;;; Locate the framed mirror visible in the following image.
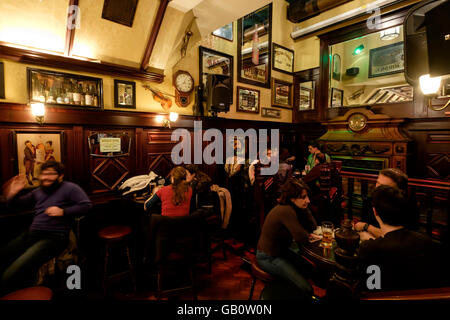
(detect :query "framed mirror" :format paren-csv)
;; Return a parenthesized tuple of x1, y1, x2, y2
(237, 3, 272, 88)
(88, 132, 131, 157)
(298, 81, 315, 110)
(199, 46, 234, 103)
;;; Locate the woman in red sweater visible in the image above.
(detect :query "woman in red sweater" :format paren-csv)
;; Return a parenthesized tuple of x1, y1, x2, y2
(144, 166, 192, 217)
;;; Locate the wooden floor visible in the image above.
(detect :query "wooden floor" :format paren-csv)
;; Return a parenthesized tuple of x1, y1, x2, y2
(110, 246, 264, 300)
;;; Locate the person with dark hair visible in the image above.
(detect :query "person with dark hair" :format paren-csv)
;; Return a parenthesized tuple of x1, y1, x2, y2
(359, 185, 443, 291)
(185, 164, 215, 210)
(144, 166, 192, 217)
(256, 178, 320, 299)
(0, 161, 92, 294)
(354, 167, 417, 238)
(304, 141, 330, 174)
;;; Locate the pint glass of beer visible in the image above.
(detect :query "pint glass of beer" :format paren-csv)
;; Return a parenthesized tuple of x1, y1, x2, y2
(321, 221, 334, 248)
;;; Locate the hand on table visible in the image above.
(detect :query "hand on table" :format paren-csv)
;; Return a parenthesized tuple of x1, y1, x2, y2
(353, 222, 366, 232)
(308, 233, 322, 242)
(45, 206, 64, 216)
(359, 231, 375, 241)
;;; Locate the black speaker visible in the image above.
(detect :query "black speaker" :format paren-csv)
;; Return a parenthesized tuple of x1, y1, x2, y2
(205, 74, 232, 113)
(425, 0, 450, 77)
(404, 0, 449, 86)
(346, 67, 359, 76)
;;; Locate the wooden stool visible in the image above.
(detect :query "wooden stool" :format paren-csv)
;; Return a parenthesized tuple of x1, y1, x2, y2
(248, 260, 275, 300)
(0, 286, 53, 300)
(98, 225, 136, 293)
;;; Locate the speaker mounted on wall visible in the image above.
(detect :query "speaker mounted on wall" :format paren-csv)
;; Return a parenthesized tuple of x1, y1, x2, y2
(204, 74, 232, 115)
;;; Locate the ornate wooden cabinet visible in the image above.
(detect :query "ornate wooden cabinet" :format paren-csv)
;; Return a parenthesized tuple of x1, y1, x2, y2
(318, 108, 411, 174)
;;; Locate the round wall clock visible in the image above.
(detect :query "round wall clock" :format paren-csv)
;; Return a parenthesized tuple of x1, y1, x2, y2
(173, 70, 194, 107)
(348, 113, 368, 132)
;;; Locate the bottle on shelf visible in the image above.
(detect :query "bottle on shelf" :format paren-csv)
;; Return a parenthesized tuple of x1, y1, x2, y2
(79, 83, 85, 106)
(56, 85, 63, 104)
(46, 86, 55, 104)
(85, 84, 93, 106)
(92, 85, 98, 107)
(72, 82, 81, 105)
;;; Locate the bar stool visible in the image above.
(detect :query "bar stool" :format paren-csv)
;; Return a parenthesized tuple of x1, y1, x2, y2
(0, 286, 53, 300)
(98, 225, 136, 293)
(248, 259, 275, 300)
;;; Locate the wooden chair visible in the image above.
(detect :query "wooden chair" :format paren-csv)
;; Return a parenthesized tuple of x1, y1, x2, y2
(98, 225, 136, 294)
(150, 214, 208, 300)
(0, 286, 53, 300)
(248, 259, 276, 300)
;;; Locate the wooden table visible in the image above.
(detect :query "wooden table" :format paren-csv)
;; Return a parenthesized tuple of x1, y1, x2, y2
(291, 239, 337, 284)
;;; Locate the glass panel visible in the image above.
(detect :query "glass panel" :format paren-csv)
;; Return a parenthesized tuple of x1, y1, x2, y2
(328, 25, 413, 108)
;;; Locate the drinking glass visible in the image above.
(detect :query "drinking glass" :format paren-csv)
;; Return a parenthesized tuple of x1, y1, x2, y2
(321, 221, 334, 248)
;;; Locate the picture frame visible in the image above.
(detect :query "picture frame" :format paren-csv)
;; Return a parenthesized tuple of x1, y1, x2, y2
(330, 88, 344, 108)
(28, 68, 103, 109)
(261, 107, 281, 118)
(237, 3, 272, 88)
(369, 42, 404, 78)
(0, 62, 5, 99)
(114, 79, 136, 109)
(332, 54, 341, 81)
(272, 43, 294, 75)
(13, 130, 64, 189)
(271, 78, 293, 109)
(299, 81, 315, 110)
(236, 86, 260, 113)
(212, 22, 233, 42)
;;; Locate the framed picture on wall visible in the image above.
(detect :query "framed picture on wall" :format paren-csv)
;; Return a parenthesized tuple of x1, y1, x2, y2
(236, 86, 260, 113)
(369, 42, 404, 78)
(330, 88, 343, 107)
(272, 43, 294, 75)
(261, 107, 281, 118)
(13, 131, 64, 188)
(212, 22, 233, 41)
(27, 68, 103, 109)
(271, 78, 293, 109)
(114, 79, 136, 109)
(332, 54, 341, 81)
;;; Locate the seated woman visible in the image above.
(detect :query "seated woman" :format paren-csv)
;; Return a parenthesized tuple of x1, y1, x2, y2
(185, 164, 214, 210)
(144, 166, 192, 217)
(301, 152, 327, 195)
(256, 178, 320, 299)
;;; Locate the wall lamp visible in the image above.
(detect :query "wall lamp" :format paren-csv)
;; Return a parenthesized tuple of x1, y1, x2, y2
(156, 112, 179, 128)
(419, 74, 450, 111)
(30, 102, 45, 125)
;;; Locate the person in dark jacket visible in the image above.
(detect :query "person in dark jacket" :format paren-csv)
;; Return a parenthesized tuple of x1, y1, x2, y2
(359, 185, 445, 291)
(0, 161, 92, 294)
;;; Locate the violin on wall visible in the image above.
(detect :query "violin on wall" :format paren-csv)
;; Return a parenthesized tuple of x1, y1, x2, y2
(143, 85, 173, 111)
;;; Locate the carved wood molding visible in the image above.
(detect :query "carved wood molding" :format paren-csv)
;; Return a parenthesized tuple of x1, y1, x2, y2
(92, 158, 129, 190)
(0, 43, 164, 83)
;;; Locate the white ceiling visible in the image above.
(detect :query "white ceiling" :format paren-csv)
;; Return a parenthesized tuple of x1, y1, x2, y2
(170, 0, 272, 37)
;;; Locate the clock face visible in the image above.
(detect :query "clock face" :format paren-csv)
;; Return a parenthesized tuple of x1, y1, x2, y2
(175, 72, 194, 93)
(348, 113, 367, 132)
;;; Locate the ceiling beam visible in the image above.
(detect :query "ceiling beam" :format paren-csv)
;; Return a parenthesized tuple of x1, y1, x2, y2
(64, 0, 79, 56)
(140, 0, 171, 70)
(0, 43, 164, 82)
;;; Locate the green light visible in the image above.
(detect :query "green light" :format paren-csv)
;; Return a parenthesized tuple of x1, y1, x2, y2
(353, 44, 364, 55)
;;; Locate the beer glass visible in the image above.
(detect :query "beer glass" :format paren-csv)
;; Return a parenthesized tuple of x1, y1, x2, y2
(321, 221, 334, 248)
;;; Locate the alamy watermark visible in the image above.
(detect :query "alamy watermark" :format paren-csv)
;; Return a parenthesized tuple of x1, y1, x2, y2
(171, 121, 279, 176)
(67, 5, 81, 30)
(366, 5, 382, 30)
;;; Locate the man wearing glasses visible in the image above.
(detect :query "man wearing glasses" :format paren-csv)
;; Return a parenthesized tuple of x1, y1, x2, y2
(0, 161, 91, 294)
